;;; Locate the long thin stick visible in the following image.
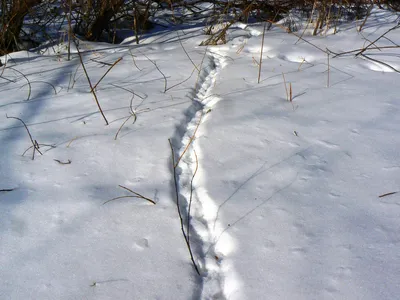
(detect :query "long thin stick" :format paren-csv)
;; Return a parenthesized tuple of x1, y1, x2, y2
(258, 22, 267, 84)
(139, 51, 168, 93)
(90, 57, 123, 92)
(355, 24, 400, 56)
(6, 114, 42, 160)
(9, 67, 32, 101)
(327, 51, 330, 88)
(74, 40, 109, 125)
(177, 31, 199, 72)
(168, 139, 200, 275)
(187, 150, 199, 245)
(282, 72, 289, 101)
(174, 112, 203, 168)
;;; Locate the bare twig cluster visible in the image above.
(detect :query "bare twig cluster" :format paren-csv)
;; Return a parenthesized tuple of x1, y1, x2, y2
(6, 114, 54, 160)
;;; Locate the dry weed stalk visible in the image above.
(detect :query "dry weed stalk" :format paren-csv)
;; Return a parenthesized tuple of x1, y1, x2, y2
(74, 40, 109, 125)
(8, 67, 32, 101)
(282, 72, 289, 101)
(169, 138, 200, 275)
(138, 50, 168, 93)
(104, 185, 156, 205)
(90, 57, 123, 92)
(258, 22, 267, 84)
(327, 51, 330, 87)
(174, 112, 203, 168)
(6, 114, 54, 160)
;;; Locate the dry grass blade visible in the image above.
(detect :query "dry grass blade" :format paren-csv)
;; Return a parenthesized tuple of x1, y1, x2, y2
(177, 31, 199, 72)
(187, 149, 199, 245)
(258, 22, 267, 84)
(128, 49, 142, 71)
(282, 72, 289, 101)
(91, 57, 123, 92)
(168, 139, 200, 275)
(361, 54, 400, 73)
(6, 114, 42, 160)
(54, 159, 72, 165)
(356, 24, 400, 56)
(327, 51, 330, 87)
(174, 112, 203, 168)
(22, 80, 57, 95)
(8, 67, 32, 101)
(103, 185, 156, 205)
(115, 97, 137, 140)
(268, 19, 327, 54)
(378, 191, 398, 198)
(138, 50, 168, 93)
(74, 40, 109, 125)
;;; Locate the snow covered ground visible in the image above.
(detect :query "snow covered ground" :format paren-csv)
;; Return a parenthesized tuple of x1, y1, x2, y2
(1, 7, 400, 300)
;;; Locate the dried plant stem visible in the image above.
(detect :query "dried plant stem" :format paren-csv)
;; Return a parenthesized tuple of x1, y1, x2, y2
(139, 51, 168, 92)
(174, 112, 203, 168)
(165, 65, 197, 92)
(328, 45, 400, 58)
(74, 40, 109, 125)
(268, 19, 327, 54)
(355, 24, 400, 57)
(177, 31, 199, 72)
(22, 81, 57, 95)
(103, 185, 156, 205)
(90, 57, 123, 92)
(379, 191, 398, 198)
(168, 139, 200, 275)
(128, 49, 142, 71)
(358, 4, 374, 32)
(114, 114, 135, 140)
(282, 72, 289, 101)
(115, 97, 137, 140)
(258, 22, 267, 84)
(67, 0, 72, 61)
(9, 67, 31, 101)
(187, 149, 199, 245)
(327, 51, 330, 87)
(6, 114, 42, 160)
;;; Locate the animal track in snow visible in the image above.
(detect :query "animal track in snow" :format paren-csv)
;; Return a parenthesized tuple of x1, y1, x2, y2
(171, 49, 241, 299)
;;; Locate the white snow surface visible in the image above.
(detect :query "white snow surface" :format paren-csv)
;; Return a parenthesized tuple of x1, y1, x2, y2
(1, 8, 400, 300)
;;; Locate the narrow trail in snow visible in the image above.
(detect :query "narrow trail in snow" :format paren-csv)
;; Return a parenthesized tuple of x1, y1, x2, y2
(171, 50, 239, 299)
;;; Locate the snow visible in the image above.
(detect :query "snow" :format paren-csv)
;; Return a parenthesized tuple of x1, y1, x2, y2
(1, 7, 400, 300)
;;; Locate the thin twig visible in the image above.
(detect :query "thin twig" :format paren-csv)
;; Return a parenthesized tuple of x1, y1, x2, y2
(379, 191, 398, 198)
(22, 81, 57, 95)
(361, 54, 400, 73)
(115, 97, 137, 140)
(91, 57, 123, 92)
(6, 114, 41, 160)
(165, 65, 197, 92)
(138, 51, 168, 93)
(177, 31, 199, 72)
(8, 67, 32, 101)
(355, 23, 400, 56)
(174, 112, 203, 168)
(54, 159, 71, 165)
(187, 149, 199, 245)
(128, 49, 142, 71)
(282, 72, 289, 101)
(327, 51, 330, 88)
(258, 22, 267, 84)
(74, 40, 109, 125)
(103, 185, 156, 205)
(168, 139, 200, 275)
